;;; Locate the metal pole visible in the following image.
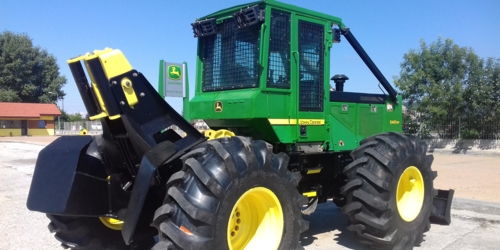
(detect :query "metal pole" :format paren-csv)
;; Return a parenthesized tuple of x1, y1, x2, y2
(57, 93, 60, 133)
(458, 116, 461, 139)
(341, 27, 398, 103)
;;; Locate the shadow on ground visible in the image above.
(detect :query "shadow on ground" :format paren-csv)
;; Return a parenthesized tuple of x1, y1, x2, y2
(300, 202, 369, 249)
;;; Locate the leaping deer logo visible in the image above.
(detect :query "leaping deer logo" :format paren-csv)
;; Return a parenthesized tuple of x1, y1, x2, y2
(167, 65, 182, 80)
(215, 101, 223, 112)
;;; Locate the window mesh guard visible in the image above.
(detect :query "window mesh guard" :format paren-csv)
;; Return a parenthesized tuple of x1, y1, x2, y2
(298, 21, 324, 112)
(202, 19, 261, 92)
(267, 10, 290, 89)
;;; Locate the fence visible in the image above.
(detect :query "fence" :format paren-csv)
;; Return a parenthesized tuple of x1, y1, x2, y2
(403, 113, 500, 140)
(54, 121, 103, 135)
(55, 120, 208, 136)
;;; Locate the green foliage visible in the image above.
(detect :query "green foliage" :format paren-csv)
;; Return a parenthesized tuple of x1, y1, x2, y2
(395, 37, 500, 139)
(0, 31, 66, 103)
(60, 110, 85, 122)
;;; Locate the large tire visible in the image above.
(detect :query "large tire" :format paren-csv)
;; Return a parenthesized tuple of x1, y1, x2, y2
(340, 132, 436, 250)
(152, 136, 307, 250)
(46, 214, 155, 249)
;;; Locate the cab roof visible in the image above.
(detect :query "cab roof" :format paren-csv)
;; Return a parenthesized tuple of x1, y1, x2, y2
(197, 0, 344, 28)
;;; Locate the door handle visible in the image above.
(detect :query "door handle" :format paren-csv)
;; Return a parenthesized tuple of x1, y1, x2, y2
(292, 51, 299, 62)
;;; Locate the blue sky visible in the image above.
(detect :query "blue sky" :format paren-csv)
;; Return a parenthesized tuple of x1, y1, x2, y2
(1, 0, 499, 114)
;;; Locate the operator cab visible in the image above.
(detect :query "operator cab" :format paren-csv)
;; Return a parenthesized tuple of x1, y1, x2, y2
(188, 0, 401, 144)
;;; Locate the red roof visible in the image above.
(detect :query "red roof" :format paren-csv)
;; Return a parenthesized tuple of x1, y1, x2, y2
(0, 102, 61, 118)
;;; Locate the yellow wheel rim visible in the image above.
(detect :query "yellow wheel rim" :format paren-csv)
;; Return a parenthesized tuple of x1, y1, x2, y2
(396, 166, 425, 222)
(99, 217, 124, 231)
(227, 187, 284, 250)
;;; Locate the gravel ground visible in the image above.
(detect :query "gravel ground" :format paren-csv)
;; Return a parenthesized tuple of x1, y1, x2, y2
(1, 139, 499, 249)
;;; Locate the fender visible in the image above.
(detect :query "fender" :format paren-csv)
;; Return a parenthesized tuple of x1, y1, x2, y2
(121, 140, 180, 244)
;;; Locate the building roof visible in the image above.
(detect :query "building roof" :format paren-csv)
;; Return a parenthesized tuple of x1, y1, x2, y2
(0, 102, 61, 118)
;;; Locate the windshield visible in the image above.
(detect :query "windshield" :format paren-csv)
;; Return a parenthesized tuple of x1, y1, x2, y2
(201, 19, 261, 92)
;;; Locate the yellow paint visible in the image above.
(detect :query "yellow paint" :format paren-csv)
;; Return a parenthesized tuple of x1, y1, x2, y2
(298, 119, 325, 126)
(69, 48, 129, 121)
(99, 217, 124, 231)
(109, 114, 121, 120)
(28, 129, 53, 136)
(397, 166, 424, 222)
(269, 119, 325, 126)
(67, 48, 113, 63)
(390, 120, 400, 125)
(268, 119, 297, 125)
(0, 129, 21, 136)
(0, 117, 54, 121)
(99, 49, 133, 80)
(204, 129, 235, 140)
(39, 116, 56, 120)
(80, 129, 88, 135)
(89, 81, 109, 121)
(227, 187, 283, 250)
(268, 119, 291, 125)
(302, 191, 317, 198)
(306, 169, 321, 174)
(121, 77, 138, 108)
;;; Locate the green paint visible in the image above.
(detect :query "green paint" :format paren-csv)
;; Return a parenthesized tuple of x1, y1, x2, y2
(160, 0, 403, 152)
(183, 62, 190, 122)
(158, 59, 165, 99)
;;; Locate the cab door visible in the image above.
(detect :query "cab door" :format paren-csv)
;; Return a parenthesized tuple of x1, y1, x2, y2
(291, 16, 329, 142)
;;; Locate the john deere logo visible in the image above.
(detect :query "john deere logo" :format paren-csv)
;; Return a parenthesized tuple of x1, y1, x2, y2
(215, 101, 223, 112)
(167, 65, 182, 80)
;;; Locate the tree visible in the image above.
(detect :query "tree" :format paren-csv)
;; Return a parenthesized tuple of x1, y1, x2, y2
(0, 31, 66, 103)
(60, 110, 85, 122)
(395, 38, 473, 119)
(395, 37, 500, 139)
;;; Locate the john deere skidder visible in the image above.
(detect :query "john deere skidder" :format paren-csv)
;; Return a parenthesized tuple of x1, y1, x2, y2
(27, 1, 454, 249)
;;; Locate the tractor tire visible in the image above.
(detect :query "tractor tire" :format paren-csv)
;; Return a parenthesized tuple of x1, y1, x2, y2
(152, 136, 307, 250)
(340, 132, 436, 250)
(46, 214, 155, 249)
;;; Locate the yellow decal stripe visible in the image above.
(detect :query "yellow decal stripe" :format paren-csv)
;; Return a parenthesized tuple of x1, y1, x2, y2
(302, 191, 317, 198)
(268, 119, 291, 125)
(268, 119, 324, 126)
(307, 169, 321, 174)
(298, 119, 325, 126)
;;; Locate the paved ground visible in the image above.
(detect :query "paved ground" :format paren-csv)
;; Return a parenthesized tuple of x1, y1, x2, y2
(0, 138, 499, 249)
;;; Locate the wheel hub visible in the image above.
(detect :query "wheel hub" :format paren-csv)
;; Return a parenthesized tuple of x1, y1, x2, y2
(227, 187, 283, 250)
(396, 166, 425, 222)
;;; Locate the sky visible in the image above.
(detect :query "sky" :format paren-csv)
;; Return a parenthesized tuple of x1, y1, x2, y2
(1, 0, 499, 114)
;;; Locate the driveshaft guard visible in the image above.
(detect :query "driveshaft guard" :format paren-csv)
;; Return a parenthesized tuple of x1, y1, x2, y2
(26, 136, 108, 215)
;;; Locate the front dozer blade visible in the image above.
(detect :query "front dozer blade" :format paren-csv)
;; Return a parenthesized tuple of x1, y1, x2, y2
(430, 189, 455, 225)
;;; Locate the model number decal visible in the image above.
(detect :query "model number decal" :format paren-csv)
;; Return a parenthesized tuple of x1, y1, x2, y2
(390, 120, 400, 125)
